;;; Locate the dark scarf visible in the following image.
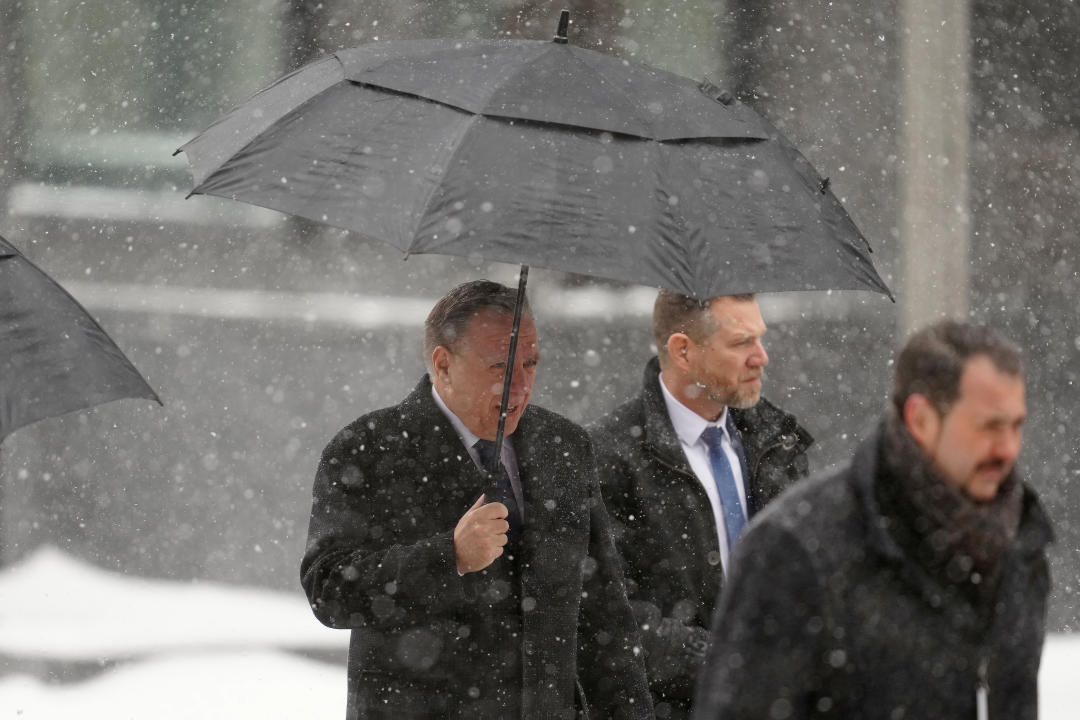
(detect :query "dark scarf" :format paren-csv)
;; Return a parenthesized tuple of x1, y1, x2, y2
(875, 411, 1024, 606)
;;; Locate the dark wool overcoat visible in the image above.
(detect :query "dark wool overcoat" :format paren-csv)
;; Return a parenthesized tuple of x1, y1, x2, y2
(588, 357, 812, 719)
(302, 376, 652, 720)
(692, 423, 1054, 720)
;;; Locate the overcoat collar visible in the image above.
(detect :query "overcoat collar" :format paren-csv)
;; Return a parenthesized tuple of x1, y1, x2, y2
(639, 356, 812, 482)
(396, 375, 482, 492)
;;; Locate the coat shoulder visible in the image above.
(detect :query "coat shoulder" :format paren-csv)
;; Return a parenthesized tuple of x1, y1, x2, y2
(524, 403, 587, 435)
(517, 404, 597, 472)
(321, 403, 410, 457)
(749, 465, 861, 545)
(586, 394, 646, 452)
(733, 395, 814, 451)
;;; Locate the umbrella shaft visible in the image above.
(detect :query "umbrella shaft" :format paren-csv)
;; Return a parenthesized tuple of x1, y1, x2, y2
(489, 265, 529, 474)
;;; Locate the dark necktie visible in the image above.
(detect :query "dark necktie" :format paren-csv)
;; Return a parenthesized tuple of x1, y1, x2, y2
(473, 439, 522, 538)
(700, 426, 746, 551)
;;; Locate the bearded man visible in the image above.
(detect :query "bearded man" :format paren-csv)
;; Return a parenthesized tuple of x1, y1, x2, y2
(588, 291, 813, 719)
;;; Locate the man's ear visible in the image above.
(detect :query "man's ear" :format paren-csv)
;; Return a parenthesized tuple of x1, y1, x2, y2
(903, 394, 941, 453)
(665, 333, 694, 373)
(431, 346, 452, 384)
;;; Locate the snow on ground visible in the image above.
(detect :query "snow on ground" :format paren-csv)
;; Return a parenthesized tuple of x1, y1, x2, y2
(0, 547, 1076, 719)
(0, 546, 344, 659)
(0, 650, 343, 719)
(1039, 632, 1080, 716)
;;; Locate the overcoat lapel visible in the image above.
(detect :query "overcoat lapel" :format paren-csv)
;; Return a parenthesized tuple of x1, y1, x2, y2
(397, 377, 493, 523)
(639, 364, 695, 480)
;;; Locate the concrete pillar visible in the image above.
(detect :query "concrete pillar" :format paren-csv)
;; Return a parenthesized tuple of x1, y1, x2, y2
(0, 0, 27, 207)
(899, 0, 971, 336)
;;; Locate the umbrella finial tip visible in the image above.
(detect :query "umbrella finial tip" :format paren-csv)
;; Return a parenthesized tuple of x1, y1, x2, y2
(553, 9, 570, 43)
(699, 80, 734, 105)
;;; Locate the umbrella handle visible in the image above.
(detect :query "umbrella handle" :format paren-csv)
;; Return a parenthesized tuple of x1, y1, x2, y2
(489, 265, 529, 475)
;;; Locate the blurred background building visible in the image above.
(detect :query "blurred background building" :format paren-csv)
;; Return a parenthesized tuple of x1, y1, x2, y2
(1, 0, 1077, 634)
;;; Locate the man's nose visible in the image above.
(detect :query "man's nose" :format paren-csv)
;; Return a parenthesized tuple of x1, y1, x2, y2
(993, 427, 1023, 464)
(750, 341, 769, 368)
(993, 431, 1019, 464)
(499, 363, 532, 395)
(510, 366, 532, 395)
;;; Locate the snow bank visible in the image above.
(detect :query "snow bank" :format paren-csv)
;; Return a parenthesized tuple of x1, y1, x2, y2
(0, 546, 345, 659)
(0, 650, 343, 719)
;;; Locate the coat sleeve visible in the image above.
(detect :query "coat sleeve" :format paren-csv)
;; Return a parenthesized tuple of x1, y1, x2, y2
(300, 426, 473, 629)
(691, 519, 827, 720)
(576, 456, 655, 720)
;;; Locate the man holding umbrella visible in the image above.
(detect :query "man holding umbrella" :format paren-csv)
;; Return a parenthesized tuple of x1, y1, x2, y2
(589, 290, 812, 719)
(301, 280, 652, 720)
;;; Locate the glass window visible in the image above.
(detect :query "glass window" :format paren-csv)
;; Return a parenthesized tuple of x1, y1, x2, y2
(22, 0, 285, 191)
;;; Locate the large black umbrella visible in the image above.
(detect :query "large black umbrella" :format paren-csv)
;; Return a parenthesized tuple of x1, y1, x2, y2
(0, 234, 161, 444)
(178, 11, 891, 466)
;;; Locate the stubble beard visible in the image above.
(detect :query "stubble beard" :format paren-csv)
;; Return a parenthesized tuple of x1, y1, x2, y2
(706, 382, 761, 410)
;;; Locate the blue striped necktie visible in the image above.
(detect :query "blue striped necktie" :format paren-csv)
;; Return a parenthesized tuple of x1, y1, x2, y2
(473, 439, 522, 538)
(700, 425, 746, 550)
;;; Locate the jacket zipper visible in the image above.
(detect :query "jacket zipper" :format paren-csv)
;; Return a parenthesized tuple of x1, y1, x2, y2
(747, 424, 801, 478)
(750, 439, 784, 478)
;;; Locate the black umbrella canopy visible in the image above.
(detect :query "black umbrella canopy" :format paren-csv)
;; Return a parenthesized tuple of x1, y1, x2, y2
(178, 20, 892, 301)
(177, 12, 893, 468)
(0, 234, 161, 444)
(333, 38, 772, 142)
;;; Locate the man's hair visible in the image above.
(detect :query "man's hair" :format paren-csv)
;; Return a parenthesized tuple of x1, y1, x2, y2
(424, 280, 530, 368)
(652, 290, 754, 362)
(892, 320, 1022, 415)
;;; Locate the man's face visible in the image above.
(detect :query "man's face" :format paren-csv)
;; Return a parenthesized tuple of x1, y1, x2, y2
(910, 355, 1026, 502)
(432, 308, 539, 441)
(683, 297, 769, 411)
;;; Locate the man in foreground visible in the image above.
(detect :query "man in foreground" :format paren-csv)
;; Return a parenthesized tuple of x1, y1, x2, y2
(589, 291, 812, 719)
(301, 280, 651, 719)
(692, 320, 1053, 719)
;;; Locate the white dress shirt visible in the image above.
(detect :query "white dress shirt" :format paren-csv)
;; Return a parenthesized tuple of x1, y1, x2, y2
(658, 374, 747, 573)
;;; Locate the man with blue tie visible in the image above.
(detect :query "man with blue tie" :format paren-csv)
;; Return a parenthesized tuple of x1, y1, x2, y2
(589, 291, 813, 720)
(301, 280, 651, 720)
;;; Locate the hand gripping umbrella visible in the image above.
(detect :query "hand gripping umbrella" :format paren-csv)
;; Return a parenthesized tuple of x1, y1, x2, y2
(0, 234, 161, 444)
(178, 10, 892, 471)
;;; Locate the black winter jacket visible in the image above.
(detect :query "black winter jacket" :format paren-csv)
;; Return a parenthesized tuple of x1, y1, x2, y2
(302, 376, 652, 720)
(588, 357, 812, 718)
(692, 422, 1054, 720)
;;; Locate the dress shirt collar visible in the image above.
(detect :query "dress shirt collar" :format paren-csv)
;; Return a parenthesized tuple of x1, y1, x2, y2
(431, 383, 517, 470)
(658, 371, 731, 448)
(431, 383, 481, 449)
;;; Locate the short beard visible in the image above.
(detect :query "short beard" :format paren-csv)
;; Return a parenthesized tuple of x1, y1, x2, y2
(706, 384, 761, 409)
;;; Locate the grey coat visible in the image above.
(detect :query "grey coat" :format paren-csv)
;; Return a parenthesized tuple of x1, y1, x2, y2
(302, 376, 652, 720)
(692, 423, 1054, 720)
(588, 357, 812, 719)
